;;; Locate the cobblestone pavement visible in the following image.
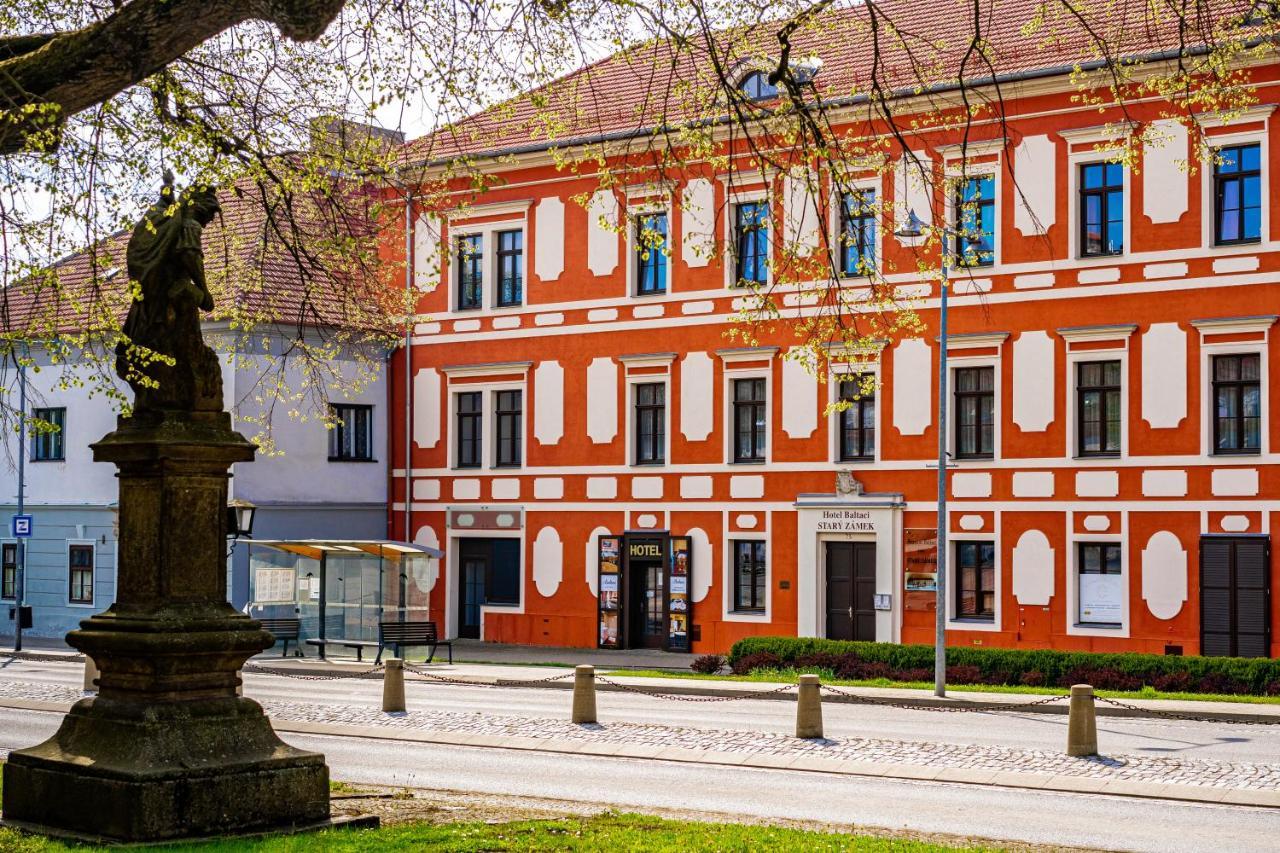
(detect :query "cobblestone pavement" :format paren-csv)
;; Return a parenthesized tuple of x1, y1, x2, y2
(3, 678, 1277, 792)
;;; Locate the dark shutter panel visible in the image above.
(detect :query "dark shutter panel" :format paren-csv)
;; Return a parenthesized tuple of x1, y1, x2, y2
(1200, 538, 1234, 657)
(1235, 538, 1270, 658)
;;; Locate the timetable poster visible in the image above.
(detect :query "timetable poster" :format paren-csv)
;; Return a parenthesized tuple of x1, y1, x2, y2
(666, 537, 692, 652)
(598, 535, 622, 649)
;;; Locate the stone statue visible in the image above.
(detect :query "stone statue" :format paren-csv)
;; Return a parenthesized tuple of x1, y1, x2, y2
(116, 173, 223, 413)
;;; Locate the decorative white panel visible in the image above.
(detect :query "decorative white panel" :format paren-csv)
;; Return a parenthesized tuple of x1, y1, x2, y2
(412, 368, 441, 449)
(636, 514, 658, 528)
(453, 319, 481, 332)
(533, 478, 564, 500)
(532, 527, 563, 598)
(413, 212, 441, 291)
(1213, 255, 1259, 274)
(1075, 470, 1119, 497)
(586, 189, 618, 276)
(452, 479, 480, 500)
(679, 352, 714, 442)
(632, 477, 664, 499)
(729, 475, 764, 499)
(1142, 531, 1187, 620)
(492, 316, 521, 330)
(535, 312, 564, 326)
(736, 514, 758, 530)
(587, 308, 618, 322)
(533, 361, 564, 446)
(1014, 135, 1056, 236)
(1013, 272, 1055, 290)
(680, 475, 713, 499)
(1077, 267, 1120, 284)
(1142, 469, 1187, 497)
(688, 528, 712, 603)
(783, 168, 820, 255)
(586, 477, 617, 499)
(959, 515, 985, 531)
(682, 300, 715, 315)
(1141, 323, 1186, 429)
(1220, 515, 1251, 532)
(586, 357, 617, 444)
(412, 526, 440, 592)
(1143, 119, 1189, 224)
(491, 479, 520, 500)
(952, 473, 992, 498)
(1012, 471, 1055, 498)
(681, 178, 715, 268)
(1211, 468, 1259, 497)
(892, 338, 932, 435)
(894, 153, 933, 244)
(534, 196, 565, 282)
(413, 479, 440, 500)
(1012, 331, 1054, 432)
(782, 354, 817, 439)
(1083, 515, 1110, 532)
(1012, 529, 1055, 606)
(1144, 262, 1187, 280)
(585, 526, 611, 596)
(633, 304, 665, 319)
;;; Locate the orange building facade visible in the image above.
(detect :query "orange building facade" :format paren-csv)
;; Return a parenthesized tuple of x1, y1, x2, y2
(387, 53, 1280, 659)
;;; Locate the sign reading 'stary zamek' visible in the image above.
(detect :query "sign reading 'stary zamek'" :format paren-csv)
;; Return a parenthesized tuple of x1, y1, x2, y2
(817, 509, 878, 533)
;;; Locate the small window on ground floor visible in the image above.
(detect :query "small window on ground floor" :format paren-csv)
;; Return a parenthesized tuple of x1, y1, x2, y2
(732, 540, 766, 613)
(2, 543, 16, 600)
(1077, 541, 1123, 626)
(69, 543, 94, 605)
(955, 540, 994, 621)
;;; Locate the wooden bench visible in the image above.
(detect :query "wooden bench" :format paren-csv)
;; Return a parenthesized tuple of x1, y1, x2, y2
(376, 621, 452, 664)
(259, 618, 303, 658)
(303, 637, 380, 661)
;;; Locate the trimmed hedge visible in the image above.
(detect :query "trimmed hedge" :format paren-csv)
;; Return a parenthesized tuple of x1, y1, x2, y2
(726, 636, 1280, 696)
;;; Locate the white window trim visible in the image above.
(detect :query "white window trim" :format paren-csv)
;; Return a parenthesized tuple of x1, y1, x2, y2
(945, 525, 1001, 633)
(1198, 337, 1270, 458)
(626, 374, 672, 468)
(827, 175, 882, 282)
(446, 527, 526, 641)
(625, 201, 674, 297)
(66, 539, 96, 609)
(1066, 148, 1132, 262)
(724, 188, 772, 291)
(723, 529, 770, 623)
(447, 379, 527, 471)
(948, 353, 1002, 464)
(1065, 515, 1129, 638)
(1, 538, 16, 602)
(447, 216, 528, 313)
(723, 367, 772, 465)
(1065, 344, 1130, 461)
(943, 161, 1002, 272)
(1200, 126, 1269, 252)
(829, 360, 881, 464)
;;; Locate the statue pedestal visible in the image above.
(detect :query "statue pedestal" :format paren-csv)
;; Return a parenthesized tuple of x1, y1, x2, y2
(1, 411, 330, 841)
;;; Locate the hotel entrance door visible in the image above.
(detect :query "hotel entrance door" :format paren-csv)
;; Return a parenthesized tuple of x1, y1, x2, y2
(626, 537, 666, 649)
(825, 541, 876, 641)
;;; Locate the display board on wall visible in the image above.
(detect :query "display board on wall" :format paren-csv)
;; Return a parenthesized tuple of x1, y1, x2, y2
(904, 528, 938, 612)
(597, 535, 621, 648)
(253, 568, 296, 604)
(1079, 573, 1123, 625)
(667, 536, 692, 652)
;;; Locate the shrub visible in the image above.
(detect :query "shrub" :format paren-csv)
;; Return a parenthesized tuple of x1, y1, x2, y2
(1019, 670, 1046, 687)
(946, 664, 983, 685)
(690, 654, 725, 675)
(730, 651, 781, 676)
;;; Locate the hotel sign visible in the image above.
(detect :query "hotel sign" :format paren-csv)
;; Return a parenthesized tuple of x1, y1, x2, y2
(816, 509, 878, 533)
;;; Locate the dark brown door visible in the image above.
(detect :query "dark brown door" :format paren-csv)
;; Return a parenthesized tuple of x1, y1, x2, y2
(625, 537, 667, 649)
(826, 542, 877, 641)
(1201, 536, 1270, 657)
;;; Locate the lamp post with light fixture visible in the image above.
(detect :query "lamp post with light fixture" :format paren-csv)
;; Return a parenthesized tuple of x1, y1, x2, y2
(894, 208, 991, 698)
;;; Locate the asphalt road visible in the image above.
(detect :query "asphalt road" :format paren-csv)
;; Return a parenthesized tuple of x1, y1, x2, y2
(1, 708, 1277, 853)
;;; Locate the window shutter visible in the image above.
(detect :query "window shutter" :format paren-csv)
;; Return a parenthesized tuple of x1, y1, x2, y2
(1234, 538, 1270, 658)
(1200, 538, 1234, 657)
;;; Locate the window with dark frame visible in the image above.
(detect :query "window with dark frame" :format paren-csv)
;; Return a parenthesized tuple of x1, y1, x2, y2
(954, 366, 995, 459)
(32, 407, 65, 461)
(734, 201, 769, 286)
(837, 375, 875, 461)
(732, 377, 766, 463)
(954, 175, 995, 267)
(635, 212, 668, 295)
(1077, 541, 1122, 626)
(496, 229, 523, 307)
(955, 540, 995, 620)
(1079, 162, 1124, 256)
(455, 391, 483, 468)
(456, 233, 483, 309)
(2, 543, 15, 600)
(328, 404, 373, 461)
(633, 382, 666, 465)
(739, 70, 777, 100)
(1213, 143, 1262, 245)
(68, 544, 94, 605)
(494, 389, 523, 468)
(839, 189, 876, 276)
(733, 540, 767, 612)
(1076, 360, 1121, 457)
(1213, 353, 1262, 454)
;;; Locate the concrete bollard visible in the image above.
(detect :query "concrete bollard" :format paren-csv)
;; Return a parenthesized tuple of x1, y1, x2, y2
(571, 664, 597, 724)
(382, 657, 406, 712)
(795, 674, 823, 739)
(83, 655, 99, 692)
(1066, 683, 1098, 757)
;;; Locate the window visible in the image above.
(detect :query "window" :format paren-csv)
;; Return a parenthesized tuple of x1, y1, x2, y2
(2, 543, 15, 600)
(633, 382, 665, 465)
(1079, 162, 1124, 256)
(954, 366, 994, 459)
(955, 541, 995, 620)
(455, 391, 483, 468)
(496, 230, 523, 307)
(731, 378, 767, 463)
(1213, 143, 1262, 245)
(733, 540, 767, 612)
(739, 70, 777, 100)
(1077, 542, 1122, 626)
(456, 234, 483, 310)
(635, 212, 668, 295)
(494, 389, 523, 468)
(837, 376, 876, 461)
(1213, 353, 1262, 454)
(328, 404, 373, 461)
(32, 407, 65, 461)
(1076, 360, 1121, 457)
(68, 544, 94, 605)
(734, 201, 769, 286)
(839, 189, 876, 276)
(460, 537, 521, 607)
(953, 176, 995, 267)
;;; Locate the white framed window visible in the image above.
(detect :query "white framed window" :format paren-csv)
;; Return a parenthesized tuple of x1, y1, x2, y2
(1066, 521, 1128, 638)
(626, 201, 673, 297)
(946, 525, 1001, 632)
(723, 369, 770, 464)
(947, 342, 1003, 463)
(1197, 109, 1272, 252)
(941, 149, 1001, 270)
(67, 540, 96, 607)
(723, 187, 772, 290)
(2, 541, 16, 601)
(447, 216, 527, 313)
(446, 371, 529, 471)
(723, 532, 770, 622)
(628, 377, 670, 467)
(1192, 317, 1273, 457)
(1064, 344, 1130, 460)
(829, 176, 882, 280)
(829, 357, 880, 464)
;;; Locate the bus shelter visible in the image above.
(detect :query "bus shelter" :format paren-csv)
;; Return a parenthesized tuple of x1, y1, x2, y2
(245, 540, 442, 650)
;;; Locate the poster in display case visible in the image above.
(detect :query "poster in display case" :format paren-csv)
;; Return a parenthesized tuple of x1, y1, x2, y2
(597, 535, 622, 648)
(666, 536, 692, 652)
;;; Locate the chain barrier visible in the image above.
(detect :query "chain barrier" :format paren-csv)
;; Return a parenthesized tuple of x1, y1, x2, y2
(596, 675, 796, 702)
(401, 662, 575, 688)
(820, 683, 1069, 714)
(0, 651, 86, 665)
(1095, 695, 1278, 726)
(241, 663, 385, 681)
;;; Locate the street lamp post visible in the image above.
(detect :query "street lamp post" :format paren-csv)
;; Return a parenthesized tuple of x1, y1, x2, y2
(894, 209, 990, 698)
